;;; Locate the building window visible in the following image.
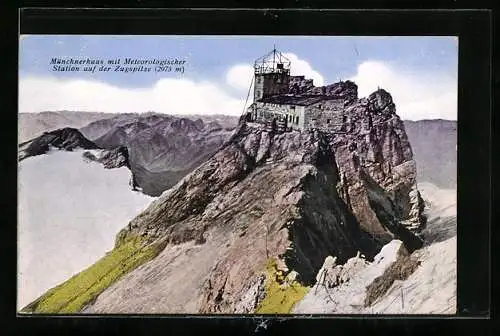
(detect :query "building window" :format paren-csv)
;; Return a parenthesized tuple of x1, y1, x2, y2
(327, 119, 331, 124)
(295, 116, 299, 124)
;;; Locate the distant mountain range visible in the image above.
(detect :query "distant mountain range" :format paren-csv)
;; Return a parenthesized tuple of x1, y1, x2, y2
(18, 111, 239, 143)
(79, 113, 237, 196)
(18, 111, 119, 142)
(19, 111, 457, 192)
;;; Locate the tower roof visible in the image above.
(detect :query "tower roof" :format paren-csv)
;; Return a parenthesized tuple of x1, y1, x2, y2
(254, 48, 291, 75)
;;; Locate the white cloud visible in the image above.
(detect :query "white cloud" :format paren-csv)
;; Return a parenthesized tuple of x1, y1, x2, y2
(21, 55, 324, 115)
(349, 61, 457, 120)
(21, 60, 454, 121)
(19, 76, 246, 116)
(225, 53, 324, 91)
(283, 53, 324, 86)
(225, 64, 253, 91)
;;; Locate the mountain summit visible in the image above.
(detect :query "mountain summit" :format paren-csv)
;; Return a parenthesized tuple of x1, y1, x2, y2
(20, 81, 428, 314)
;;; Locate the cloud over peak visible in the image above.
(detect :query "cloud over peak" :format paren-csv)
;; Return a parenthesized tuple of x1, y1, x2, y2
(225, 64, 254, 91)
(20, 58, 456, 121)
(349, 60, 457, 120)
(283, 53, 324, 86)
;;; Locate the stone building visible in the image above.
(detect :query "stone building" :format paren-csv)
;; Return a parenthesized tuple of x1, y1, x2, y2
(245, 49, 358, 133)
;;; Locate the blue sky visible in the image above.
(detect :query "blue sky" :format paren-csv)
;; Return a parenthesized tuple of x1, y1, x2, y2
(19, 35, 458, 120)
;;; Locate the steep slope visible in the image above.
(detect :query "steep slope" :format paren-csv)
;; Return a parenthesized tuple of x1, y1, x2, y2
(403, 119, 457, 189)
(417, 182, 456, 246)
(22, 85, 426, 314)
(20, 87, 425, 314)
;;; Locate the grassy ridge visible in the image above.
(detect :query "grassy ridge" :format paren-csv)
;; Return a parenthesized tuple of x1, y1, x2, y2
(255, 258, 310, 314)
(21, 235, 161, 314)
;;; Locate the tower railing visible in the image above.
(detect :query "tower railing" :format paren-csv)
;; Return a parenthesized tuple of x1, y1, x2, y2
(253, 48, 291, 75)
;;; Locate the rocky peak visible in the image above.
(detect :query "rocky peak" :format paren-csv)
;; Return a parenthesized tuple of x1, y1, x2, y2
(368, 88, 395, 114)
(75, 86, 427, 314)
(18, 127, 100, 161)
(98, 89, 425, 313)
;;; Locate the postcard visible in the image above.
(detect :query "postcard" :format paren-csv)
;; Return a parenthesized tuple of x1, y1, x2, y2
(17, 35, 458, 314)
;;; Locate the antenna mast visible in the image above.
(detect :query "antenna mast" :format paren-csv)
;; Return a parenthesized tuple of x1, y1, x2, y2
(273, 44, 276, 69)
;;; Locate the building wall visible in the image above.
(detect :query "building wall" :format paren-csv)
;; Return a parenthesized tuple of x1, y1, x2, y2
(303, 99, 345, 131)
(254, 72, 290, 101)
(250, 102, 305, 130)
(248, 98, 348, 132)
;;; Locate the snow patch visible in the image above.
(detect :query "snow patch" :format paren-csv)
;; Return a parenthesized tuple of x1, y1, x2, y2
(293, 183, 457, 314)
(418, 182, 457, 245)
(418, 182, 456, 218)
(366, 236, 456, 314)
(293, 240, 404, 314)
(17, 150, 154, 310)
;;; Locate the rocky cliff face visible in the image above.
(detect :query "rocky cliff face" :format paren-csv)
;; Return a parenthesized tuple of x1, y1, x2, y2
(80, 86, 425, 314)
(335, 89, 426, 237)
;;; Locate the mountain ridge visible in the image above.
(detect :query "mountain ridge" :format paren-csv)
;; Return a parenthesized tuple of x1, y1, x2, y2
(19, 93, 458, 314)
(22, 86, 429, 314)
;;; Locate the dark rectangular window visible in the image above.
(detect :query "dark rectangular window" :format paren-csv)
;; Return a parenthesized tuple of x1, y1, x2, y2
(327, 119, 331, 124)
